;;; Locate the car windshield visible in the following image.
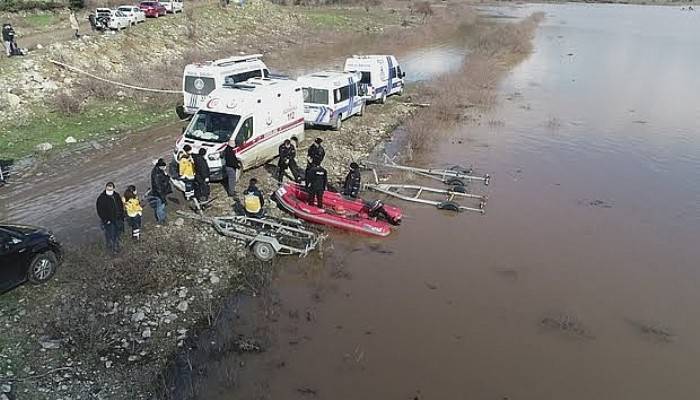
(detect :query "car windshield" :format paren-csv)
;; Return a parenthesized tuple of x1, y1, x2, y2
(185, 111, 241, 143)
(141, 2, 156, 5)
(118, 7, 131, 11)
(303, 88, 329, 105)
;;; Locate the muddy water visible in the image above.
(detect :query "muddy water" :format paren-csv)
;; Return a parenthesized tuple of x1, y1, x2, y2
(202, 4, 700, 400)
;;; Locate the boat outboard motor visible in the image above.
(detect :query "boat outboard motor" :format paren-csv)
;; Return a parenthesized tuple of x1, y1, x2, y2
(367, 199, 400, 226)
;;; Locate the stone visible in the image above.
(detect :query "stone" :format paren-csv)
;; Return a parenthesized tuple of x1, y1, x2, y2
(128, 355, 138, 362)
(178, 288, 188, 298)
(36, 43, 43, 49)
(105, 361, 113, 368)
(0, 384, 10, 393)
(164, 312, 178, 324)
(209, 275, 220, 284)
(38, 336, 61, 350)
(131, 311, 145, 323)
(35, 142, 53, 152)
(0, 394, 8, 400)
(5, 93, 20, 108)
(176, 301, 188, 313)
(65, 136, 77, 144)
(141, 328, 152, 339)
(174, 218, 184, 227)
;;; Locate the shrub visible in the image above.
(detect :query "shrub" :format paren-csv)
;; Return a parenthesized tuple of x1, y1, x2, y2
(51, 90, 84, 114)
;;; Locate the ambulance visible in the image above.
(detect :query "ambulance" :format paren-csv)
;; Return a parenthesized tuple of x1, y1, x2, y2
(181, 54, 269, 115)
(297, 70, 365, 131)
(174, 77, 305, 181)
(343, 55, 405, 104)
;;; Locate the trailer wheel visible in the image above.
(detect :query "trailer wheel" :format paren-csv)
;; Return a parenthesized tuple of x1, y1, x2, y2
(449, 165, 472, 174)
(449, 185, 467, 193)
(253, 242, 276, 261)
(446, 178, 465, 186)
(436, 201, 461, 212)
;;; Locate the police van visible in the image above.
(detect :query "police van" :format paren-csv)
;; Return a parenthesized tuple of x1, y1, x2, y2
(175, 77, 305, 181)
(297, 71, 365, 131)
(181, 54, 269, 115)
(343, 55, 405, 104)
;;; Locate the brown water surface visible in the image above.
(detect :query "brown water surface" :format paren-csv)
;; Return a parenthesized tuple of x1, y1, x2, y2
(201, 4, 700, 400)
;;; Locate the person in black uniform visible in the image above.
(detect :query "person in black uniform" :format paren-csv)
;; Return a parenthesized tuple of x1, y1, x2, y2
(96, 182, 125, 254)
(305, 161, 328, 208)
(307, 137, 325, 165)
(277, 139, 301, 183)
(192, 148, 211, 202)
(222, 145, 243, 197)
(342, 162, 361, 198)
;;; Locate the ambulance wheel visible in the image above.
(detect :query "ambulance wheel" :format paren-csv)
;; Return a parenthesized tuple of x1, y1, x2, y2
(436, 201, 461, 212)
(379, 91, 387, 104)
(332, 116, 342, 131)
(253, 242, 276, 262)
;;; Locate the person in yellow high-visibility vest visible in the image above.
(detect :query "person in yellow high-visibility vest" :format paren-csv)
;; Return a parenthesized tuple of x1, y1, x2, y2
(178, 145, 196, 200)
(243, 178, 265, 218)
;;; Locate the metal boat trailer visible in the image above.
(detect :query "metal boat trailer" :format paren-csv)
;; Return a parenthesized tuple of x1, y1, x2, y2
(364, 153, 491, 187)
(177, 211, 324, 261)
(363, 169, 487, 214)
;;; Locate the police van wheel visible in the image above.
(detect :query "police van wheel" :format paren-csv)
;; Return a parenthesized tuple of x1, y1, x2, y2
(253, 242, 276, 262)
(379, 91, 387, 104)
(398, 86, 404, 96)
(332, 116, 342, 131)
(358, 103, 365, 117)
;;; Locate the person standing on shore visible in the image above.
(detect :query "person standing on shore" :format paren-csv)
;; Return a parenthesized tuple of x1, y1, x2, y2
(96, 182, 124, 254)
(307, 137, 325, 166)
(277, 139, 301, 183)
(2, 24, 14, 57)
(123, 185, 143, 240)
(148, 158, 172, 224)
(223, 145, 242, 198)
(178, 145, 196, 200)
(69, 10, 80, 39)
(193, 148, 211, 202)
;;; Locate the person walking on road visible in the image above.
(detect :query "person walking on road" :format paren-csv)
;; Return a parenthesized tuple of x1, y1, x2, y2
(223, 145, 243, 197)
(343, 162, 361, 198)
(243, 178, 265, 218)
(69, 10, 80, 39)
(277, 139, 301, 183)
(307, 137, 325, 166)
(305, 161, 328, 209)
(148, 158, 172, 224)
(193, 148, 211, 202)
(96, 182, 125, 254)
(123, 185, 143, 240)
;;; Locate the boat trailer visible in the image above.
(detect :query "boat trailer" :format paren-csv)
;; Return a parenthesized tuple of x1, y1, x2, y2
(364, 153, 491, 187)
(177, 211, 324, 261)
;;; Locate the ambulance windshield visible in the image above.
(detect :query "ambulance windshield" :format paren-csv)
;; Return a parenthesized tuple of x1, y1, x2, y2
(185, 111, 241, 143)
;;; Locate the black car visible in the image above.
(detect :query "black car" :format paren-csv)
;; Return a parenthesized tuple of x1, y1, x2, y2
(0, 224, 62, 294)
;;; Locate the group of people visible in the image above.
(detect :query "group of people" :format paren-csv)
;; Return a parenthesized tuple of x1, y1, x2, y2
(277, 136, 362, 208)
(95, 136, 364, 252)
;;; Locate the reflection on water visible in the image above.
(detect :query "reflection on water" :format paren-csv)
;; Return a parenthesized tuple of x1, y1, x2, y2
(201, 4, 700, 400)
(401, 44, 468, 83)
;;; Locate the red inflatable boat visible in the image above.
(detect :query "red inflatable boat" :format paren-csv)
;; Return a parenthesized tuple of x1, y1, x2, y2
(273, 183, 402, 237)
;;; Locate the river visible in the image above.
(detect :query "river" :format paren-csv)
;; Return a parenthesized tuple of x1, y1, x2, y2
(196, 3, 700, 399)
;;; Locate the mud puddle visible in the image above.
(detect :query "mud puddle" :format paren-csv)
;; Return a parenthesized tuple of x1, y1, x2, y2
(199, 4, 700, 400)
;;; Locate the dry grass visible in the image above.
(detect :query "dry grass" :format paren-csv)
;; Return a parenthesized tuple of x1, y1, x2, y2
(51, 89, 84, 114)
(406, 12, 544, 153)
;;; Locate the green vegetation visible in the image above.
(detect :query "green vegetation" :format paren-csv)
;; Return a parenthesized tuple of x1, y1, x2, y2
(22, 12, 60, 27)
(0, 0, 66, 12)
(303, 6, 400, 29)
(0, 101, 173, 159)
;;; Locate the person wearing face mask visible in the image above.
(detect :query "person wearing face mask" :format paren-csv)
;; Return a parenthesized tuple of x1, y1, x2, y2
(96, 182, 125, 254)
(148, 158, 172, 224)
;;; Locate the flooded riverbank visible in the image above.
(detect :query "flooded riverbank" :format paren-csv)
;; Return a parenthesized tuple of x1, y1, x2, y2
(200, 4, 700, 399)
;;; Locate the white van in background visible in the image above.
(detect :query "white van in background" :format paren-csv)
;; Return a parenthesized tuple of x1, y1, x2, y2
(344, 55, 405, 104)
(180, 54, 269, 116)
(297, 71, 365, 131)
(161, 0, 183, 13)
(175, 77, 305, 180)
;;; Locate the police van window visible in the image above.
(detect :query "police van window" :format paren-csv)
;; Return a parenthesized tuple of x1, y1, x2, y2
(234, 117, 254, 146)
(303, 88, 329, 104)
(396, 65, 403, 77)
(359, 72, 371, 84)
(263, 69, 270, 78)
(334, 86, 351, 104)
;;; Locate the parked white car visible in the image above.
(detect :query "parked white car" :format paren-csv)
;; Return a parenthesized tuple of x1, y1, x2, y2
(161, 0, 183, 13)
(117, 6, 146, 25)
(108, 10, 131, 30)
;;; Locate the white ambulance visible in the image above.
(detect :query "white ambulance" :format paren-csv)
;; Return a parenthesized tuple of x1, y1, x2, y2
(297, 71, 365, 131)
(343, 55, 405, 104)
(175, 77, 305, 181)
(181, 54, 269, 115)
